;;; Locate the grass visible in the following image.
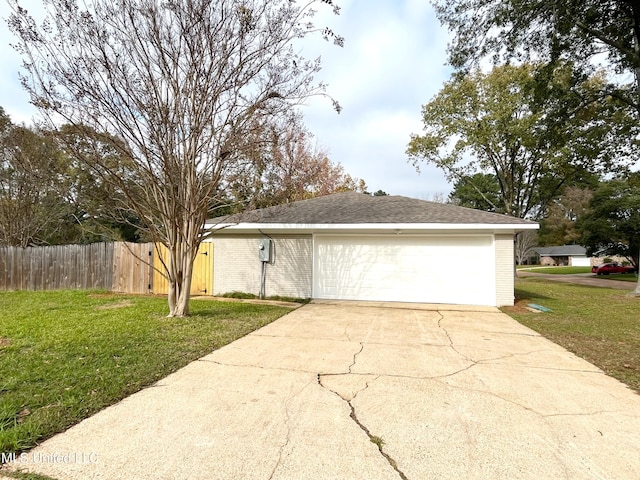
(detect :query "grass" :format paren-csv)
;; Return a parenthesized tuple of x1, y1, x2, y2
(523, 266, 592, 274)
(503, 278, 640, 393)
(220, 291, 312, 303)
(520, 266, 639, 282)
(0, 290, 290, 455)
(595, 273, 639, 283)
(1, 472, 57, 480)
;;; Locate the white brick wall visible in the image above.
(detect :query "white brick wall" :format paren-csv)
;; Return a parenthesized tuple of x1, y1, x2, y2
(494, 234, 515, 307)
(207, 235, 312, 298)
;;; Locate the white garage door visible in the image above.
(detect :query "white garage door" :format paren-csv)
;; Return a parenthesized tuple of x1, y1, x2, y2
(571, 256, 591, 267)
(313, 235, 496, 306)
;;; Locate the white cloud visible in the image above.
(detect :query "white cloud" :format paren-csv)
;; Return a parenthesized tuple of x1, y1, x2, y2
(302, 0, 454, 197)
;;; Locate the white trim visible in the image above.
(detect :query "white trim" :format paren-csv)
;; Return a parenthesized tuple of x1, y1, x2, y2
(207, 222, 538, 232)
(312, 232, 496, 239)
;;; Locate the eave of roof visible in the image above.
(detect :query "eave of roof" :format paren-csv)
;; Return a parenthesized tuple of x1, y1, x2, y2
(206, 222, 539, 235)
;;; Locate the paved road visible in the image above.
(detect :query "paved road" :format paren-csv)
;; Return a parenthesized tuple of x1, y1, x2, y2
(518, 270, 637, 290)
(4, 301, 640, 479)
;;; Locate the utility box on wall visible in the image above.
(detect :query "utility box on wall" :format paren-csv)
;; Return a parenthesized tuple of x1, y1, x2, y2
(258, 238, 272, 262)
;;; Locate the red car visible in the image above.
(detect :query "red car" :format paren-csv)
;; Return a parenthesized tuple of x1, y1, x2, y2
(591, 263, 636, 275)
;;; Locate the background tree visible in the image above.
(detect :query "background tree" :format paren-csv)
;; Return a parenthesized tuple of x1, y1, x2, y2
(227, 114, 362, 209)
(515, 230, 538, 266)
(0, 108, 142, 246)
(579, 176, 640, 295)
(433, 0, 640, 112)
(0, 108, 72, 247)
(538, 186, 594, 246)
(449, 173, 501, 212)
(407, 63, 637, 219)
(580, 179, 640, 266)
(55, 123, 146, 244)
(8, 0, 342, 316)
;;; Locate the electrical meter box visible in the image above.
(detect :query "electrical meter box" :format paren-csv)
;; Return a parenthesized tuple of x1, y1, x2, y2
(258, 239, 272, 262)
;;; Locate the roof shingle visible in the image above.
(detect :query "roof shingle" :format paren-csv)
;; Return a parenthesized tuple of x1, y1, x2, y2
(214, 192, 536, 225)
(534, 245, 587, 256)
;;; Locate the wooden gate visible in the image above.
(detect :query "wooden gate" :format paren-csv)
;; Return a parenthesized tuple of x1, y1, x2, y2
(152, 243, 214, 296)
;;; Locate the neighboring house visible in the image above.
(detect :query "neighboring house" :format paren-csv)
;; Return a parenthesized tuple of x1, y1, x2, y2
(533, 245, 590, 267)
(204, 192, 538, 307)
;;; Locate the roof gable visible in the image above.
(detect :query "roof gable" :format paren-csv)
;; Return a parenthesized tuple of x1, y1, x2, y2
(213, 192, 537, 226)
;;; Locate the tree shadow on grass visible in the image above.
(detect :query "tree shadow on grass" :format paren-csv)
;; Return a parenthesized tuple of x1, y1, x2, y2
(514, 287, 552, 303)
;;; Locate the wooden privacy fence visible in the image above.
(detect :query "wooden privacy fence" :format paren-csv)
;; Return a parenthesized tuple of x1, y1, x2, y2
(112, 242, 154, 294)
(152, 243, 214, 296)
(0, 242, 212, 295)
(0, 242, 151, 293)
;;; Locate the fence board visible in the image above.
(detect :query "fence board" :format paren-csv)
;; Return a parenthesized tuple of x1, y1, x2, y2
(151, 243, 213, 296)
(112, 242, 153, 295)
(0, 241, 210, 295)
(0, 243, 115, 292)
(152, 243, 169, 295)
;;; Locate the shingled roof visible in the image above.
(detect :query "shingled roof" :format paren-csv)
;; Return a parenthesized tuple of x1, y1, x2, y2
(534, 245, 587, 256)
(214, 192, 535, 225)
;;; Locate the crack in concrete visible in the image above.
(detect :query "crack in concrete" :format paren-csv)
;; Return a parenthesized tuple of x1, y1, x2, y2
(347, 401, 409, 480)
(542, 410, 621, 419)
(437, 313, 478, 365)
(343, 325, 352, 342)
(267, 379, 315, 480)
(201, 358, 323, 375)
(350, 343, 364, 373)
(435, 315, 606, 377)
(250, 332, 357, 344)
(317, 374, 409, 480)
(430, 314, 615, 418)
(206, 309, 619, 473)
(478, 330, 542, 338)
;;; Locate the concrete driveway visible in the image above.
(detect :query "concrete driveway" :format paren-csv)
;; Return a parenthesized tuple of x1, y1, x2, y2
(5, 301, 640, 479)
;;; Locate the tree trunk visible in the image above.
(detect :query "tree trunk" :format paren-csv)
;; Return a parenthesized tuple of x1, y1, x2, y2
(631, 248, 640, 297)
(166, 243, 196, 317)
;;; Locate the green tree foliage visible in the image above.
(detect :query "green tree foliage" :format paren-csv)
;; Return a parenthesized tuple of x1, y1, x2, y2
(54, 124, 145, 243)
(580, 177, 640, 269)
(538, 186, 594, 246)
(407, 63, 637, 219)
(0, 108, 71, 246)
(0, 110, 143, 246)
(433, 0, 640, 111)
(449, 173, 501, 212)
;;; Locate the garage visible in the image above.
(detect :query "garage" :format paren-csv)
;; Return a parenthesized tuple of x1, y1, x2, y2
(207, 192, 538, 307)
(313, 235, 495, 305)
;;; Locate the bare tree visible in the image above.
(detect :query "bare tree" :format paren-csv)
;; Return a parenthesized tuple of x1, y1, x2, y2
(8, 0, 342, 316)
(515, 230, 538, 267)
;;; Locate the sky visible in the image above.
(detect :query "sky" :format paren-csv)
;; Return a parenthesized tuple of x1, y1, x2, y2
(0, 0, 454, 199)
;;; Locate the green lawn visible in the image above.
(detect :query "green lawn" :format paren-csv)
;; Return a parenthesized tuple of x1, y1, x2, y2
(0, 290, 291, 455)
(520, 266, 639, 282)
(521, 266, 593, 274)
(595, 273, 639, 283)
(504, 279, 640, 393)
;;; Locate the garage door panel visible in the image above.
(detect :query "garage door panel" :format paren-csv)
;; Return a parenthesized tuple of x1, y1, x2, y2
(314, 236, 495, 306)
